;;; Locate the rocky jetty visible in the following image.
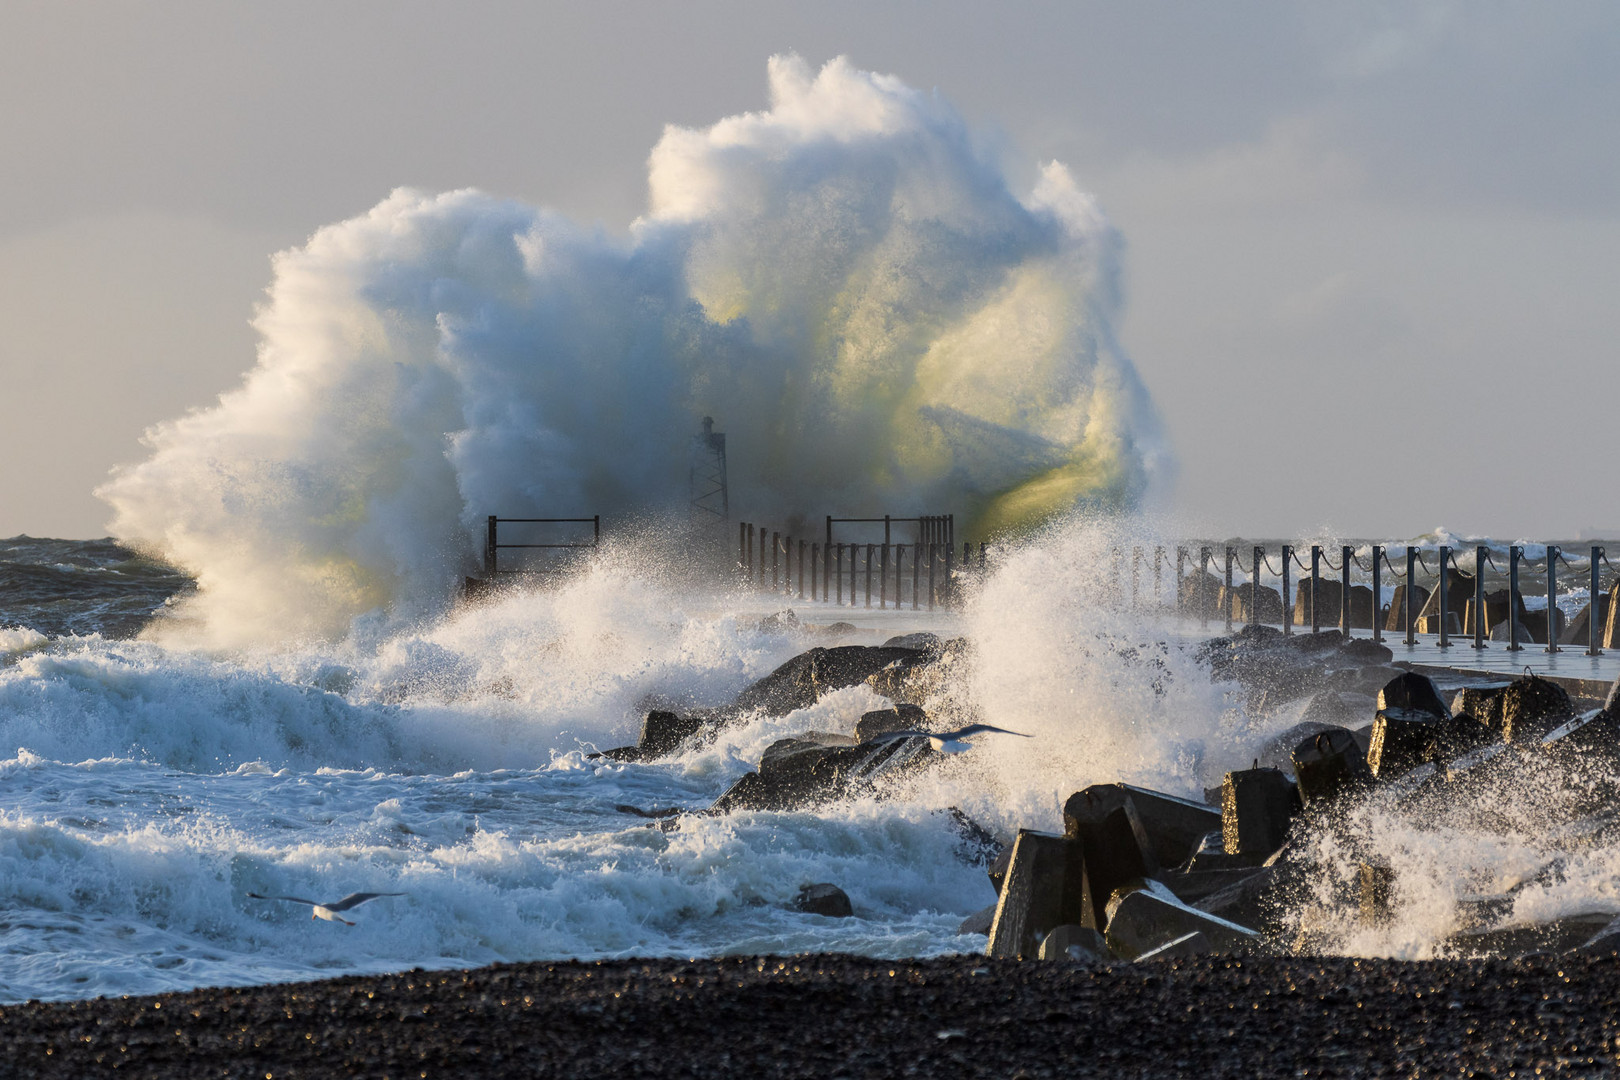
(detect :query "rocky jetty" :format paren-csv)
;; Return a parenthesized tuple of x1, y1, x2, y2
(605, 626, 1620, 969)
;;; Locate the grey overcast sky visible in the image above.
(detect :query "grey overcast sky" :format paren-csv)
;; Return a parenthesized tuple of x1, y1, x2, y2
(2, 1, 1617, 540)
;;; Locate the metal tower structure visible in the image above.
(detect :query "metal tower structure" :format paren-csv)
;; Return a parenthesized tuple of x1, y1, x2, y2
(688, 416, 728, 526)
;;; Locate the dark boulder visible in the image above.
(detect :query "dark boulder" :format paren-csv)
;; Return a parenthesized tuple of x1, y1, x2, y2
(639, 709, 705, 757)
(794, 883, 853, 918)
(882, 632, 941, 651)
(708, 734, 933, 813)
(1038, 923, 1108, 961)
(957, 904, 997, 936)
(855, 703, 927, 743)
(864, 637, 971, 705)
(735, 645, 924, 717)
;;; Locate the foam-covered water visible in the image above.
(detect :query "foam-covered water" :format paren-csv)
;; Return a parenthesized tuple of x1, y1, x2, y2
(6, 520, 1620, 1003)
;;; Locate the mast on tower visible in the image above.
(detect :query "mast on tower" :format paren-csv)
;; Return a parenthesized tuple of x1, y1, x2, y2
(688, 416, 728, 526)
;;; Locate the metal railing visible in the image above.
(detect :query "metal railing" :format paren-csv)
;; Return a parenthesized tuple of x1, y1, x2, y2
(736, 517, 988, 610)
(1160, 541, 1615, 655)
(483, 515, 601, 575)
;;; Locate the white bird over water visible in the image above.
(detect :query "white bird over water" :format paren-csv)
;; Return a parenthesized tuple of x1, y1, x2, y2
(247, 891, 406, 926)
(867, 723, 1031, 754)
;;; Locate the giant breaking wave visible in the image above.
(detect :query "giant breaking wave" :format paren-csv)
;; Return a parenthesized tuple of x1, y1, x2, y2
(99, 55, 1169, 643)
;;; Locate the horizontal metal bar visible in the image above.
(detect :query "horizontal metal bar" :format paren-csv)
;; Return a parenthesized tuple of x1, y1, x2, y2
(491, 518, 598, 524)
(494, 543, 599, 549)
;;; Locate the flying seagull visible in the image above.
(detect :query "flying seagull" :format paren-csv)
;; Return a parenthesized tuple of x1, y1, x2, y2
(247, 891, 406, 926)
(867, 723, 1031, 754)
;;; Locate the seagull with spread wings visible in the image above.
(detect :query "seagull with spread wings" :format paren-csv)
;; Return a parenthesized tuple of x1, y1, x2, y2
(246, 891, 406, 926)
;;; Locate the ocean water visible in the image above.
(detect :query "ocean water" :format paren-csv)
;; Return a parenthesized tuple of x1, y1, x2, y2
(3, 525, 1619, 1004)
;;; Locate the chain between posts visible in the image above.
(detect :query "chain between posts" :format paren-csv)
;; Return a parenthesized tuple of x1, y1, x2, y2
(1353, 552, 1373, 572)
(1261, 552, 1282, 576)
(1291, 550, 1310, 571)
(1381, 549, 1407, 579)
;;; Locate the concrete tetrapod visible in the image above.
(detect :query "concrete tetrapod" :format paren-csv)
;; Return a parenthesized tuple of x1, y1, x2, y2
(1221, 767, 1296, 857)
(1062, 786, 1159, 928)
(1103, 879, 1260, 961)
(984, 829, 1088, 959)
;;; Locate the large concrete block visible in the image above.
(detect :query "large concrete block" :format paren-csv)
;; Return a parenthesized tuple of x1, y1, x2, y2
(1063, 786, 1160, 925)
(1500, 671, 1575, 743)
(1119, 784, 1222, 869)
(985, 829, 1088, 959)
(1104, 880, 1259, 960)
(1221, 767, 1296, 856)
(1384, 584, 1430, 633)
(1291, 727, 1372, 806)
(1452, 686, 1509, 737)
(1193, 859, 1297, 937)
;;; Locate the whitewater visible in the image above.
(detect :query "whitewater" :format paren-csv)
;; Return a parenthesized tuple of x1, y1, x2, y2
(7, 56, 1620, 1005)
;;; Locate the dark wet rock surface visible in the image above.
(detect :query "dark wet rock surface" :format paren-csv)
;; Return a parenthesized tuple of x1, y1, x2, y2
(7, 953, 1620, 1078)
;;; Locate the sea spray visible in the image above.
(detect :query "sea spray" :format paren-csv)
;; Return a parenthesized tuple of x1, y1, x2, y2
(98, 55, 1168, 645)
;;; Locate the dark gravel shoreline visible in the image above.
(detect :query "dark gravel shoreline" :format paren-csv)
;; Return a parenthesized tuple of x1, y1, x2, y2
(5, 952, 1620, 1078)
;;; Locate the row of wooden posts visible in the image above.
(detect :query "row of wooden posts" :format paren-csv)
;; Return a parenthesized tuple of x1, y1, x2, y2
(1116, 542, 1616, 657)
(736, 520, 988, 610)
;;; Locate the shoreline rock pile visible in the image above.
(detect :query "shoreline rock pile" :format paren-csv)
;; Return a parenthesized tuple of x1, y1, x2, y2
(600, 618, 1620, 960)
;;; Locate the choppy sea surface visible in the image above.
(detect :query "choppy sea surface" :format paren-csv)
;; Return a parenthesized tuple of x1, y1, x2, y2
(4, 529, 1619, 1004)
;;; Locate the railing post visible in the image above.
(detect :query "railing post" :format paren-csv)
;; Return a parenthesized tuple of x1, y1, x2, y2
(811, 542, 819, 601)
(1224, 546, 1235, 631)
(945, 540, 954, 607)
(485, 515, 498, 576)
(798, 540, 806, 600)
(1250, 546, 1262, 627)
(1310, 545, 1322, 634)
(758, 528, 766, 587)
(1474, 545, 1488, 649)
(593, 515, 600, 544)
(836, 544, 844, 605)
(864, 543, 873, 608)
(1508, 545, 1522, 651)
(823, 539, 831, 602)
(1176, 546, 1187, 614)
(879, 542, 889, 609)
(928, 543, 936, 611)
(739, 522, 747, 577)
(1341, 545, 1354, 638)
(912, 542, 921, 611)
(1405, 547, 1418, 645)
(1371, 546, 1383, 644)
(1154, 545, 1165, 609)
(1199, 546, 1211, 629)
(1134, 545, 1143, 608)
(772, 532, 780, 590)
(1590, 546, 1605, 656)
(1280, 544, 1292, 635)
(1546, 545, 1560, 654)
(1437, 545, 1451, 648)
